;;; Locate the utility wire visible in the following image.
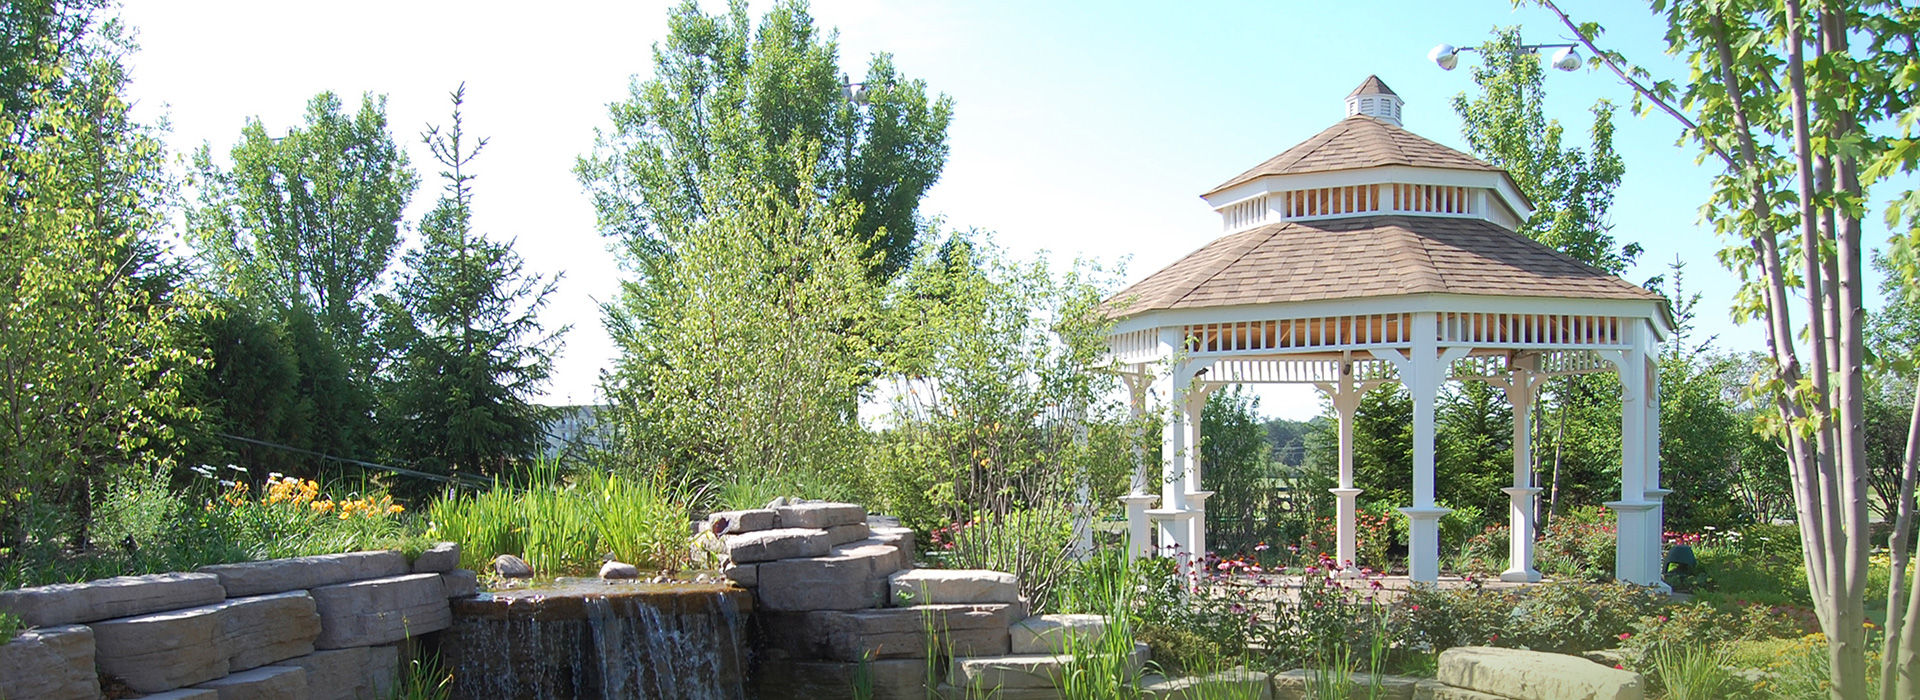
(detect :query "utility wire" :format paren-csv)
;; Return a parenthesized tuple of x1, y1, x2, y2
(216, 433, 492, 490)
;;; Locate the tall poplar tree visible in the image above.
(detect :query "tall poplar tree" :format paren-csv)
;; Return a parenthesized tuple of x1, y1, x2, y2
(382, 86, 565, 480)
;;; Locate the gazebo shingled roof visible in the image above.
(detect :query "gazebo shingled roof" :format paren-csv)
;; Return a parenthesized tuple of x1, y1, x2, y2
(1206, 115, 1507, 196)
(1104, 76, 1672, 590)
(1108, 216, 1664, 316)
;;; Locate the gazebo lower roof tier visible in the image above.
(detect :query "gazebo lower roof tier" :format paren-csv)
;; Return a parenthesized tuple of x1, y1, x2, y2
(1104, 215, 1666, 320)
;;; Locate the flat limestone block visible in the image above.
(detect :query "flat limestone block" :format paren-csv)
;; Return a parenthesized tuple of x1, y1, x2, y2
(221, 591, 321, 672)
(93, 601, 230, 693)
(1413, 678, 1508, 700)
(775, 502, 867, 529)
(1142, 669, 1273, 700)
(818, 604, 1021, 660)
(951, 654, 1069, 690)
(1271, 669, 1418, 700)
(827, 522, 872, 546)
(310, 573, 451, 649)
(0, 624, 102, 700)
(366, 645, 400, 700)
(279, 647, 375, 700)
(410, 542, 460, 574)
(708, 508, 778, 534)
(756, 542, 904, 611)
(440, 569, 478, 598)
(726, 528, 831, 564)
(723, 563, 758, 587)
(200, 551, 409, 598)
(132, 690, 220, 699)
(890, 569, 1020, 606)
(1437, 646, 1644, 700)
(754, 657, 928, 700)
(194, 665, 307, 700)
(870, 525, 916, 555)
(0, 572, 224, 627)
(1011, 614, 1107, 655)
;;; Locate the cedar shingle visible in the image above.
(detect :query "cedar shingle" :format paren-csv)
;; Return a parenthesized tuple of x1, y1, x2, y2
(1105, 216, 1664, 319)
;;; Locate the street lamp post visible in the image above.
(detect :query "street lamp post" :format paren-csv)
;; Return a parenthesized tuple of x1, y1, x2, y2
(1429, 42, 1582, 72)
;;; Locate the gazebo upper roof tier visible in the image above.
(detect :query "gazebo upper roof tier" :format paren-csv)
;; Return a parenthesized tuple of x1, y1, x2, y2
(1204, 115, 1521, 201)
(1105, 215, 1665, 319)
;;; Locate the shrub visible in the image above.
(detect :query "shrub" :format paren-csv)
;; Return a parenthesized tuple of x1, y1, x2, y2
(927, 507, 1077, 613)
(1537, 506, 1617, 581)
(0, 611, 19, 644)
(1403, 580, 1664, 654)
(427, 466, 693, 575)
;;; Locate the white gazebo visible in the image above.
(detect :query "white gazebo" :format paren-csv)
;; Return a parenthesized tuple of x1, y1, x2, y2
(1105, 76, 1673, 586)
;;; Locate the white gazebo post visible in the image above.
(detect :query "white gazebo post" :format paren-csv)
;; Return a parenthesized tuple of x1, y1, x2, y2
(1498, 353, 1546, 582)
(1120, 373, 1157, 560)
(1642, 357, 1670, 586)
(1373, 312, 1468, 583)
(1603, 325, 1661, 586)
(1146, 349, 1205, 572)
(1315, 356, 1378, 576)
(1184, 381, 1221, 567)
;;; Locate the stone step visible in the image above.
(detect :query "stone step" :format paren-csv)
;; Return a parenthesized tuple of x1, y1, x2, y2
(1436, 646, 1645, 700)
(1271, 669, 1417, 700)
(1141, 669, 1275, 700)
(706, 508, 778, 534)
(0, 572, 225, 627)
(950, 642, 1149, 692)
(726, 527, 830, 564)
(774, 502, 867, 529)
(192, 665, 307, 700)
(309, 573, 451, 649)
(755, 539, 906, 611)
(889, 569, 1020, 606)
(0, 624, 100, 700)
(1010, 614, 1106, 655)
(758, 603, 1023, 661)
(1414, 678, 1508, 700)
(199, 551, 409, 598)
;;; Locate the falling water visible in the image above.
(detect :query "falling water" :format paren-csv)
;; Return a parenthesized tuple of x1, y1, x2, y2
(437, 580, 751, 700)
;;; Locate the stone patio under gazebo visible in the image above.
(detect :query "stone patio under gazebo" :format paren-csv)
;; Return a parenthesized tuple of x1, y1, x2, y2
(1102, 77, 1674, 587)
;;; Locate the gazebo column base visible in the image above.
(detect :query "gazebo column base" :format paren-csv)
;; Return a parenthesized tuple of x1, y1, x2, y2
(1330, 487, 1363, 576)
(1644, 487, 1672, 586)
(1401, 506, 1450, 583)
(1607, 500, 1662, 587)
(1120, 494, 1158, 560)
(1146, 507, 1199, 579)
(1500, 486, 1543, 583)
(1184, 491, 1214, 566)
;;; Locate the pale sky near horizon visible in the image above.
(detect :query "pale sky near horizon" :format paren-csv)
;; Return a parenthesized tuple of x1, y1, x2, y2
(115, 1, 1891, 422)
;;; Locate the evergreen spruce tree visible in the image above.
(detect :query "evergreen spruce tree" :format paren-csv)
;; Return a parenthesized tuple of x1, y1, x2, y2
(383, 85, 565, 480)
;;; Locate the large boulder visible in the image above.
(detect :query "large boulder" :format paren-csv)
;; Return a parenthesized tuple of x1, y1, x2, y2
(1413, 678, 1508, 700)
(726, 528, 831, 564)
(280, 647, 391, 700)
(1436, 646, 1644, 700)
(774, 502, 867, 529)
(221, 591, 321, 672)
(1143, 669, 1274, 700)
(309, 573, 452, 649)
(0, 572, 224, 627)
(193, 665, 308, 700)
(92, 601, 231, 693)
(756, 541, 904, 611)
(199, 551, 408, 597)
(1010, 614, 1106, 655)
(1272, 669, 1418, 700)
(0, 624, 102, 700)
(889, 569, 1020, 606)
(707, 508, 778, 534)
(410, 542, 460, 574)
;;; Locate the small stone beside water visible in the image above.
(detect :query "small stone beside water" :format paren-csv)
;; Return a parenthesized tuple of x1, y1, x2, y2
(599, 561, 640, 580)
(492, 554, 533, 579)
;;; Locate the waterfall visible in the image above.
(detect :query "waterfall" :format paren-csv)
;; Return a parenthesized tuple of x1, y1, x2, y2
(439, 582, 750, 700)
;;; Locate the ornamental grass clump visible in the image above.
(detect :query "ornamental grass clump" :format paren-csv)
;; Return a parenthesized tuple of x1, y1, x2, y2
(427, 465, 693, 575)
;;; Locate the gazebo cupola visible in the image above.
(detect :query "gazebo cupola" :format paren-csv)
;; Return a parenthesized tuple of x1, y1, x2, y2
(1105, 76, 1674, 587)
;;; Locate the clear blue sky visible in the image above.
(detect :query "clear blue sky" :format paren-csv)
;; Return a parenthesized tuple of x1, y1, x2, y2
(118, 1, 1891, 419)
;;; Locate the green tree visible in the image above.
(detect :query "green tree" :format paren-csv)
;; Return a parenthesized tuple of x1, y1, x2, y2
(187, 91, 417, 468)
(576, 0, 953, 284)
(1202, 387, 1278, 556)
(188, 91, 418, 379)
(1652, 261, 1750, 530)
(381, 86, 565, 480)
(0, 8, 202, 552)
(1539, 1, 1920, 693)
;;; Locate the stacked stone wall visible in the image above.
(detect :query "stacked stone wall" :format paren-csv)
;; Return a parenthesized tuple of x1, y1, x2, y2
(0, 545, 472, 700)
